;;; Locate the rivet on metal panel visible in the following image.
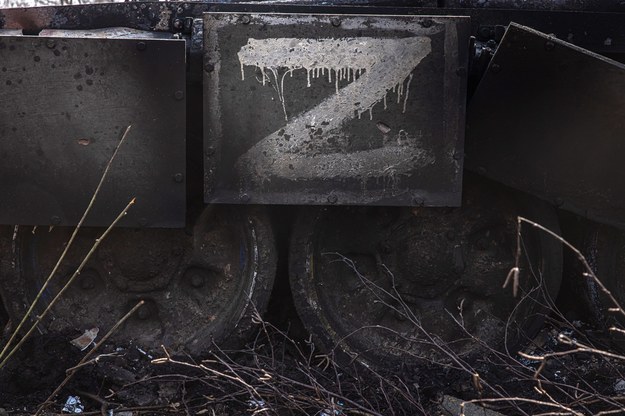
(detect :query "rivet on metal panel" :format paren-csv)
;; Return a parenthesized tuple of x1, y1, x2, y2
(173, 173, 184, 183)
(51, 216, 61, 225)
(136, 42, 147, 51)
(240, 193, 251, 203)
(330, 17, 341, 27)
(420, 19, 433, 28)
(173, 18, 183, 30)
(174, 90, 184, 101)
(241, 15, 251, 25)
(204, 62, 215, 73)
(45, 39, 56, 49)
(490, 63, 501, 73)
(544, 40, 556, 51)
(327, 194, 338, 204)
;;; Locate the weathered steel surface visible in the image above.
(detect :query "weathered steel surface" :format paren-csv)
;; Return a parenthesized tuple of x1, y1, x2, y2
(0, 34, 186, 227)
(466, 23, 625, 229)
(204, 13, 469, 206)
(3, 3, 625, 54)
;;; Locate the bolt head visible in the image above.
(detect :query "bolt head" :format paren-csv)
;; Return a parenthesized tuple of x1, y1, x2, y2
(137, 305, 151, 320)
(241, 15, 251, 24)
(190, 273, 205, 288)
(136, 42, 147, 52)
(46, 39, 56, 49)
(544, 40, 555, 51)
(173, 173, 184, 183)
(327, 194, 338, 204)
(174, 90, 184, 101)
(330, 17, 341, 27)
(479, 26, 492, 39)
(80, 273, 96, 290)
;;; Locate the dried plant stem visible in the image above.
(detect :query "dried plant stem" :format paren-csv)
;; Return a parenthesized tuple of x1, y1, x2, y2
(517, 216, 625, 319)
(462, 397, 583, 416)
(35, 299, 145, 416)
(0, 197, 136, 370)
(0, 125, 132, 363)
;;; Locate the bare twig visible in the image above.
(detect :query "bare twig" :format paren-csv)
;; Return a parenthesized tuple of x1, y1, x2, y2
(0, 125, 132, 364)
(0, 197, 136, 370)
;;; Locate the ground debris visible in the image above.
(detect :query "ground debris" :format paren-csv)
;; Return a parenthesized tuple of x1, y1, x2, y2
(440, 395, 505, 416)
(61, 396, 84, 414)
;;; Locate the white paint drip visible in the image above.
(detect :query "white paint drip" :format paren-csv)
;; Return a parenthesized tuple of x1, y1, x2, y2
(238, 37, 425, 121)
(236, 36, 433, 185)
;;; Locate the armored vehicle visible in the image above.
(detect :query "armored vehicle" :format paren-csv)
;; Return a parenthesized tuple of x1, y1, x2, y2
(1, 0, 624, 371)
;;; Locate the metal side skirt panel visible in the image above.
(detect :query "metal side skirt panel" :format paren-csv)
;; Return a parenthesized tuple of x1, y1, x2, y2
(0, 34, 186, 227)
(466, 23, 625, 229)
(203, 13, 469, 206)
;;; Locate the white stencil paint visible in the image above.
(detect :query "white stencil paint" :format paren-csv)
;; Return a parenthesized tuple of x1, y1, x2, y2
(236, 36, 433, 186)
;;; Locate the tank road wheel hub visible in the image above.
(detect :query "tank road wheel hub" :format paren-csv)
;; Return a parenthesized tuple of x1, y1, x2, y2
(15, 206, 276, 354)
(289, 176, 562, 371)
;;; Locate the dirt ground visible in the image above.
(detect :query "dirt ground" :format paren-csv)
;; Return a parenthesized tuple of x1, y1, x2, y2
(2, 284, 625, 416)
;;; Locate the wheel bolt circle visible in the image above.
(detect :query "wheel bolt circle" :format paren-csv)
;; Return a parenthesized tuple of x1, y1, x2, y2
(190, 273, 205, 288)
(137, 305, 151, 320)
(79, 270, 98, 290)
(185, 268, 208, 288)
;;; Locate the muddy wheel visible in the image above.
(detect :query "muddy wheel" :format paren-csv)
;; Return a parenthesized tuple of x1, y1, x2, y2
(289, 175, 562, 371)
(573, 221, 625, 343)
(14, 206, 276, 355)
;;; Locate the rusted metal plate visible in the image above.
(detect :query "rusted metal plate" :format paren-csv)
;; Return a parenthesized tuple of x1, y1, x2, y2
(465, 23, 625, 230)
(0, 35, 185, 227)
(203, 13, 469, 206)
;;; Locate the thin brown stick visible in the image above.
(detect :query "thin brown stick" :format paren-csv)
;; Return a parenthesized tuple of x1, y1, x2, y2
(0, 197, 136, 370)
(517, 216, 625, 319)
(0, 125, 132, 362)
(35, 299, 145, 416)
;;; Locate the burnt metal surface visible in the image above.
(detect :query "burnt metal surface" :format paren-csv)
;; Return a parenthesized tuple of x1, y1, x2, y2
(13, 206, 277, 354)
(289, 174, 562, 371)
(445, 0, 625, 11)
(0, 34, 186, 227)
(466, 23, 625, 229)
(204, 13, 469, 206)
(2, 3, 625, 54)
